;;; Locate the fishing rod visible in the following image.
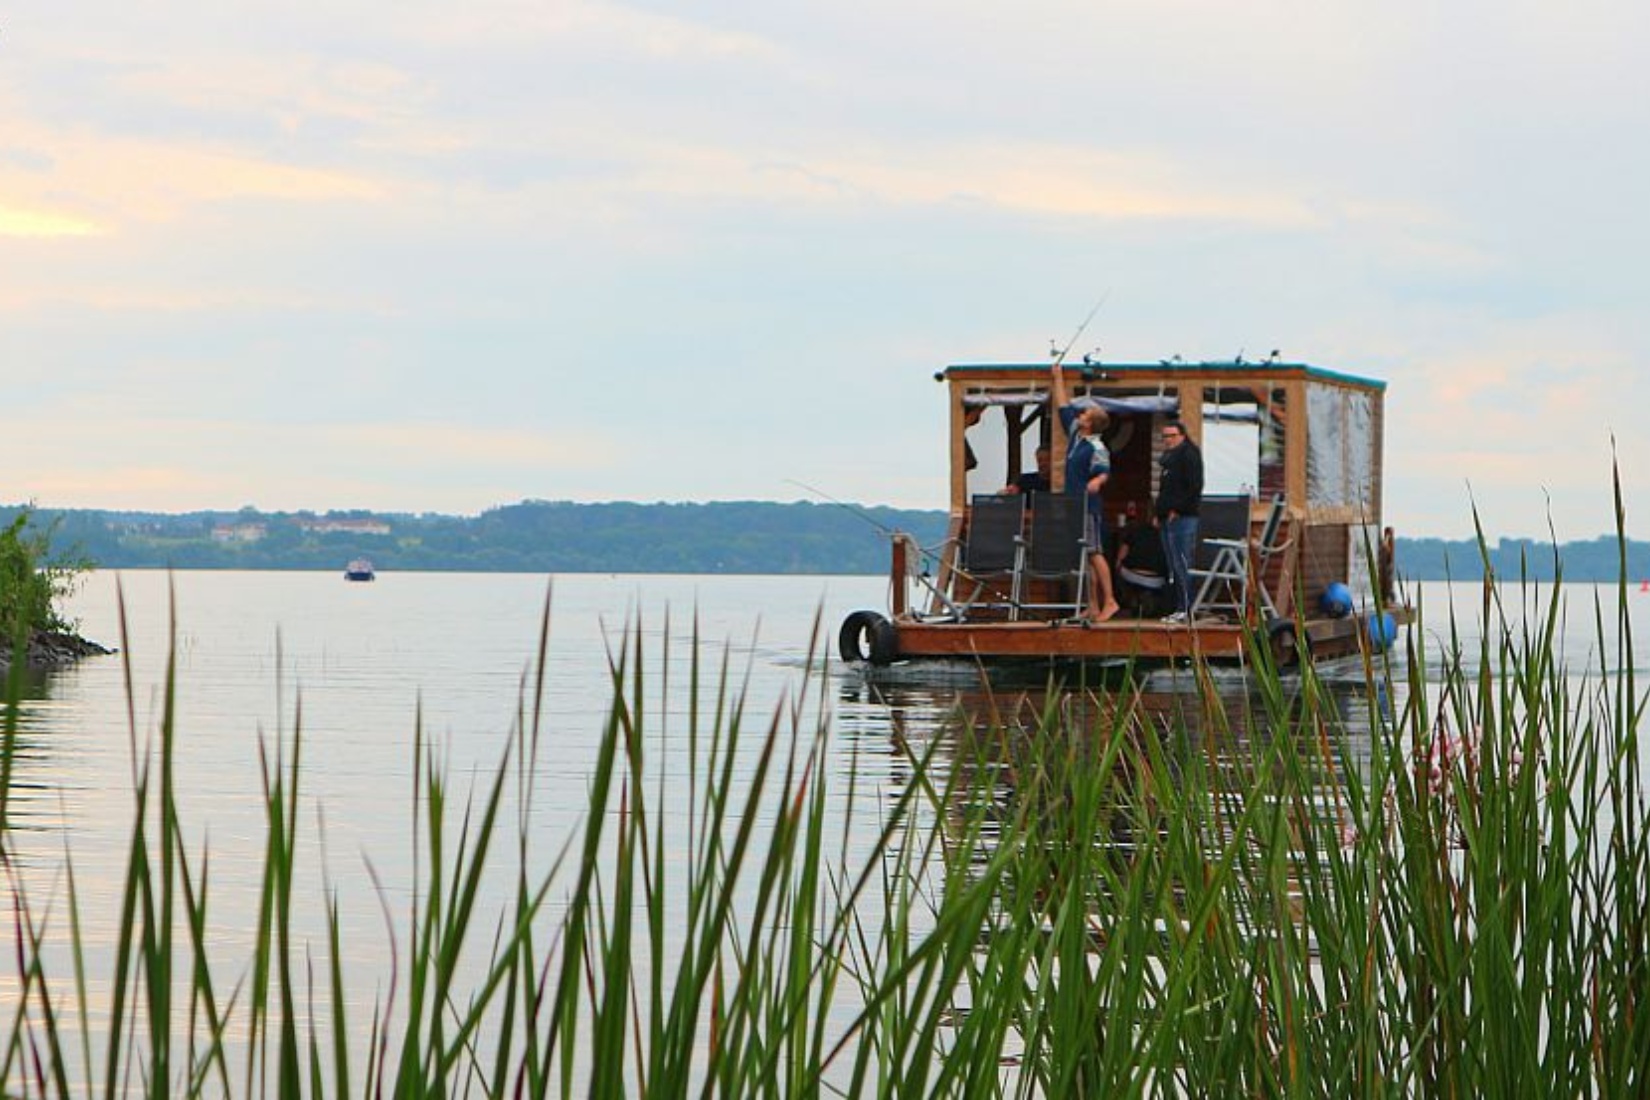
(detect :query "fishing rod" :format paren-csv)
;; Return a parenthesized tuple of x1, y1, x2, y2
(787, 478, 968, 576)
(792, 294, 1111, 611)
(787, 476, 950, 577)
(1051, 290, 1110, 371)
(788, 479, 1044, 618)
(785, 479, 901, 538)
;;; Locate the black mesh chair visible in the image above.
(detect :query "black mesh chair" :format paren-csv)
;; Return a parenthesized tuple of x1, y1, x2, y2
(953, 494, 1026, 617)
(1011, 491, 1088, 619)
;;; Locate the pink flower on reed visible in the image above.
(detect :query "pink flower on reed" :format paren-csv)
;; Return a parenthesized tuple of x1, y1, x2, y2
(1339, 819, 1360, 849)
(1416, 722, 1533, 850)
(1423, 723, 1478, 797)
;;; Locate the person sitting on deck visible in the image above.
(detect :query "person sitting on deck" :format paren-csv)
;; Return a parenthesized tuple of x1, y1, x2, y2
(1115, 502, 1170, 616)
(1003, 446, 1053, 495)
(1051, 362, 1121, 622)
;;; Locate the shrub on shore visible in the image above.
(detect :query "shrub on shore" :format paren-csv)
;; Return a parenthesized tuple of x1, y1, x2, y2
(0, 506, 88, 641)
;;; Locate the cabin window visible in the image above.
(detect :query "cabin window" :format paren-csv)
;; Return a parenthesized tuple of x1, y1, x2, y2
(963, 403, 1004, 497)
(1199, 384, 1285, 500)
(1200, 403, 1258, 497)
(1201, 382, 1287, 494)
(1258, 387, 1287, 498)
(963, 394, 1050, 497)
(1307, 384, 1378, 512)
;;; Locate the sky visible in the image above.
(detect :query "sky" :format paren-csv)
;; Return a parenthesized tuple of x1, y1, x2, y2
(2, 1, 1647, 540)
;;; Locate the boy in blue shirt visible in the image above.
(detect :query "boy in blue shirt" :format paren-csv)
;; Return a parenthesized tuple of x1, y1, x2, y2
(1050, 361, 1121, 622)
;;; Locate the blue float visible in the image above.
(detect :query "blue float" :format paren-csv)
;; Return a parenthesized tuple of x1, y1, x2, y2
(1367, 611, 1398, 650)
(1320, 581, 1354, 618)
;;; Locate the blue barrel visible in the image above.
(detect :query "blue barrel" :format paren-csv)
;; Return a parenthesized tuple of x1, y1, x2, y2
(1320, 582, 1354, 618)
(1367, 611, 1398, 650)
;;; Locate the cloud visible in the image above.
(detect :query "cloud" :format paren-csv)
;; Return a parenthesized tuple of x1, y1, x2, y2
(2, 0, 1646, 538)
(22, 466, 233, 507)
(109, 55, 433, 145)
(576, 134, 1321, 229)
(0, 408, 619, 512)
(91, 140, 386, 215)
(0, 116, 386, 237)
(405, 0, 789, 62)
(0, 203, 104, 238)
(1379, 314, 1645, 538)
(0, 282, 330, 313)
(317, 422, 611, 470)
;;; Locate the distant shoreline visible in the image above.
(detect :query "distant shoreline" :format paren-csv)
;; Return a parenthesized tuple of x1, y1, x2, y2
(7, 501, 1647, 583)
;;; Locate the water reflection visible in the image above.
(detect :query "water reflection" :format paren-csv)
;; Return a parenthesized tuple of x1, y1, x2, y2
(1, 661, 56, 702)
(0, 665, 76, 837)
(839, 664, 1385, 778)
(836, 663, 1392, 949)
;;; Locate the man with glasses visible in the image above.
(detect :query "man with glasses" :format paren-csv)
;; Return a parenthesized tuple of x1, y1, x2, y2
(1154, 420, 1204, 623)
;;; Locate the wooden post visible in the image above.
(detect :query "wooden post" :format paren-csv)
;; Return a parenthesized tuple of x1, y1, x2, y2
(930, 514, 964, 616)
(1006, 404, 1024, 484)
(1180, 380, 1204, 443)
(1285, 378, 1308, 515)
(1370, 390, 1385, 529)
(890, 533, 909, 617)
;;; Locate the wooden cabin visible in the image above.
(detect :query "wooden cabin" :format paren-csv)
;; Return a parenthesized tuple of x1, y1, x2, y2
(838, 358, 1411, 666)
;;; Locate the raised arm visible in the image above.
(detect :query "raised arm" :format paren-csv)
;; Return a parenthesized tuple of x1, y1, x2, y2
(1050, 358, 1070, 409)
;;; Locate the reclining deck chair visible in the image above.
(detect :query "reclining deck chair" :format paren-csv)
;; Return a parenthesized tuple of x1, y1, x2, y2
(1011, 492, 1089, 620)
(1184, 494, 1252, 620)
(1190, 494, 1291, 621)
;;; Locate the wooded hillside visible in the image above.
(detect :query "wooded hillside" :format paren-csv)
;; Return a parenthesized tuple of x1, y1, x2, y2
(5, 502, 1645, 581)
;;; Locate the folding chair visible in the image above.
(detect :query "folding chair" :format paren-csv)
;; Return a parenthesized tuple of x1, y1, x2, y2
(1190, 494, 1293, 621)
(1184, 495, 1251, 620)
(1011, 492, 1089, 620)
(952, 494, 1026, 618)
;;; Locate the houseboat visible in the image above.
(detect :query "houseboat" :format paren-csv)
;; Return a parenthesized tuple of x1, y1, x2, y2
(837, 356, 1411, 668)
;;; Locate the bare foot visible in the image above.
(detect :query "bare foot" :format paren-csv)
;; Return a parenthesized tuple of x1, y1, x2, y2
(1097, 601, 1121, 622)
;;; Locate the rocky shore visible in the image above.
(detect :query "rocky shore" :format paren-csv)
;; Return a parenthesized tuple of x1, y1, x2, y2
(0, 630, 115, 675)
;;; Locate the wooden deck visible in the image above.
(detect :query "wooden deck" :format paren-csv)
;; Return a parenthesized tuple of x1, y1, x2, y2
(889, 607, 1409, 664)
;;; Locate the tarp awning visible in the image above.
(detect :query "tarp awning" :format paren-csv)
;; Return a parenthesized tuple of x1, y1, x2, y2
(961, 393, 1181, 415)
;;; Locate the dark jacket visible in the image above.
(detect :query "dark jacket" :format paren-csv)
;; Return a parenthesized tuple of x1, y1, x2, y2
(1155, 440, 1204, 519)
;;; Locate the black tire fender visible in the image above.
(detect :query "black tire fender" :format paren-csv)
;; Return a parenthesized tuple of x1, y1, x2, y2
(839, 610, 898, 665)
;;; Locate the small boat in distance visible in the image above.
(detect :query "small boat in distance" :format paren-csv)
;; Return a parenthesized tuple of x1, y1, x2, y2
(838, 354, 1413, 669)
(344, 558, 376, 582)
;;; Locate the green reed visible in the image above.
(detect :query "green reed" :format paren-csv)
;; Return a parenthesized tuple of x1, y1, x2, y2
(0, 519, 1646, 1096)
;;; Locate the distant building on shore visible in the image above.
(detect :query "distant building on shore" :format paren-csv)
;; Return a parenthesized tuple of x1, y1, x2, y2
(297, 517, 392, 536)
(210, 523, 268, 543)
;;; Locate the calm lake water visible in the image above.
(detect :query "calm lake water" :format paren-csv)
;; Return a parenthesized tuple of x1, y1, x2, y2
(5, 569, 1647, 1078)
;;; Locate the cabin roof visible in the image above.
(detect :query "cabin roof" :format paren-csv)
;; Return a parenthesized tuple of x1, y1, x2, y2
(943, 360, 1386, 392)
